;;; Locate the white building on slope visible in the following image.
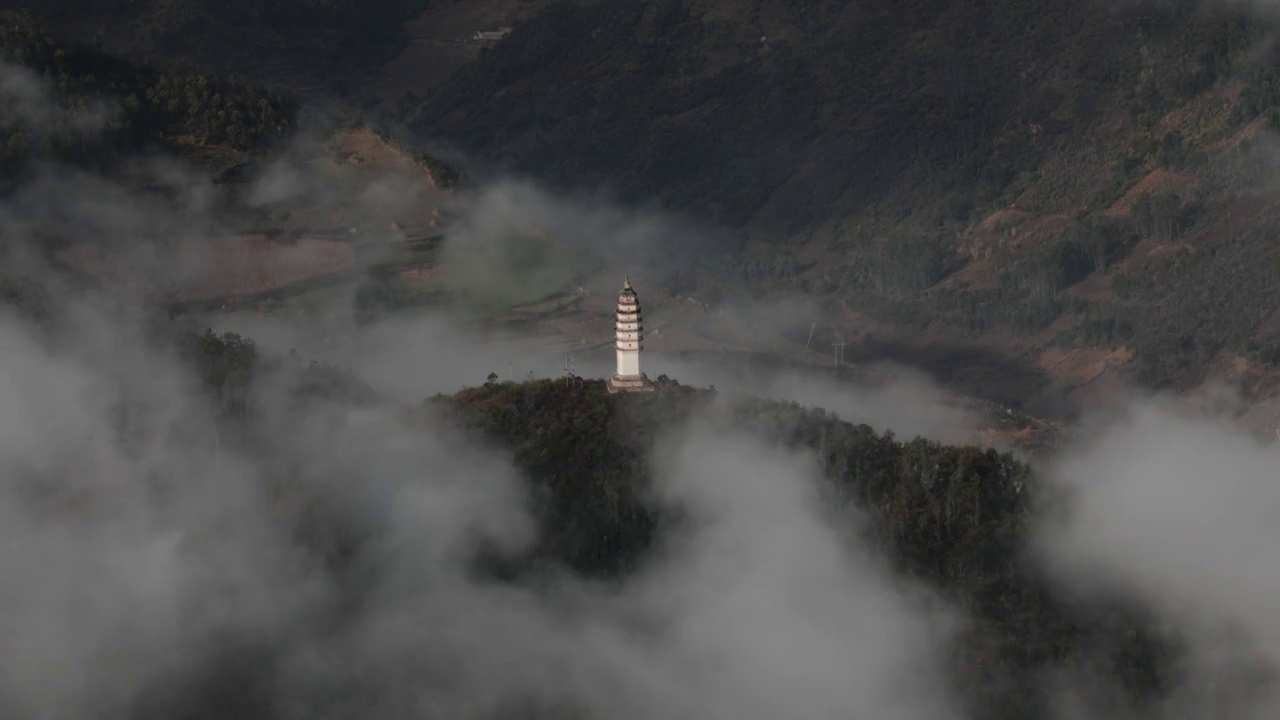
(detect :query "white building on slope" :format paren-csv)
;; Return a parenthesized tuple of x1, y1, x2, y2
(607, 276, 655, 393)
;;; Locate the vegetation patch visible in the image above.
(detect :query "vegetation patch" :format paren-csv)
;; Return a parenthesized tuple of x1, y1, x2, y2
(0, 13, 294, 185)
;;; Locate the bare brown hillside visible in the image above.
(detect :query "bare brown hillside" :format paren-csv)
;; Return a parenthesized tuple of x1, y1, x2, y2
(50, 126, 457, 307)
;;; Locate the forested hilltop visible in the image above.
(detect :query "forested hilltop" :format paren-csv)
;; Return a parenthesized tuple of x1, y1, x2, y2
(176, 321, 1194, 720)
(433, 379, 1182, 719)
(0, 262, 1265, 717)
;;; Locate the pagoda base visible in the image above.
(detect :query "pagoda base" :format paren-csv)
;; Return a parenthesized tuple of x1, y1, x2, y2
(607, 373, 655, 394)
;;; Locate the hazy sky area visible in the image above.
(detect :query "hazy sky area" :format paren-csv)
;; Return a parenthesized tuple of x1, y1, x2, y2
(4, 46, 1280, 719)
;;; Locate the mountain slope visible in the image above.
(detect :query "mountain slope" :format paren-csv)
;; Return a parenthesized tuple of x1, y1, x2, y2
(411, 0, 1241, 231)
(404, 0, 1280, 394)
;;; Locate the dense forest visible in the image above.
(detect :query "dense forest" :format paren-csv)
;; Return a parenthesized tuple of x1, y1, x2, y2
(432, 379, 1181, 720)
(414, 0, 1267, 230)
(0, 13, 294, 185)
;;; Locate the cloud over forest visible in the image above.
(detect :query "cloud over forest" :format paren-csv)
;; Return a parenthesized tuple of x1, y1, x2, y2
(0, 61, 969, 720)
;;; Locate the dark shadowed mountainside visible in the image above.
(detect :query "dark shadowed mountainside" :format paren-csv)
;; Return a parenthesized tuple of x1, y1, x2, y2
(13, 0, 430, 87)
(410, 1, 1226, 228)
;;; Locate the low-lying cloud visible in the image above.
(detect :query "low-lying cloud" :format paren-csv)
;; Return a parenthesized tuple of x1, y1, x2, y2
(444, 178, 739, 285)
(658, 353, 984, 445)
(1032, 388, 1280, 716)
(0, 61, 115, 139)
(0, 280, 969, 719)
(627, 426, 961, 720)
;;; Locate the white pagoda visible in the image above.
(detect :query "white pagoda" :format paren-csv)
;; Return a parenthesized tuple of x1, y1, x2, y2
(607, 276, 655, 393)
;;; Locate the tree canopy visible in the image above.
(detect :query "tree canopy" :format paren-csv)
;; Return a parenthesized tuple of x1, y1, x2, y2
(0, 13, 294, 184)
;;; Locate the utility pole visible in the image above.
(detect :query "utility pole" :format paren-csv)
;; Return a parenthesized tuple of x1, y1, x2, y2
(831, 343, 845, 367)
(564, 354, 576, 377)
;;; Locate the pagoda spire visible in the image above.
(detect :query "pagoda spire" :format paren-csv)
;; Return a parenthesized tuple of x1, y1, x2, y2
(607, 275, 654, 393)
